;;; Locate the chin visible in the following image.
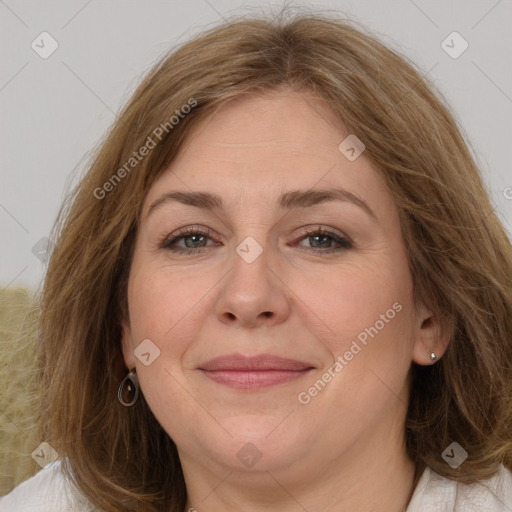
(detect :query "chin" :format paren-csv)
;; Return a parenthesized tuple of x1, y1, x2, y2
(204, 418, 309, 472)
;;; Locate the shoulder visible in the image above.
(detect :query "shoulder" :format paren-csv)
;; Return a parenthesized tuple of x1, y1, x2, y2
(407, 464, 512, 512)
(0, 459, 96, 512)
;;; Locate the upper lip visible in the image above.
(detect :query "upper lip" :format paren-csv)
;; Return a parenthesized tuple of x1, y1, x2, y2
(198, 354, 315, 371)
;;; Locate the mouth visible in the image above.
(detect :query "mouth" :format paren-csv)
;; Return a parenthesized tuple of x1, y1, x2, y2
(197, 353, 315, 391)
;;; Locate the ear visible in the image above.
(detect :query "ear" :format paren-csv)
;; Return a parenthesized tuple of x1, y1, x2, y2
(121, 318, 138, 370)
(411, 300, 451, 365)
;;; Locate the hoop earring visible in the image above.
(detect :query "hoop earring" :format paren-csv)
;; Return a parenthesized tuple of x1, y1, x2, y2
(118, 368, 139, 406)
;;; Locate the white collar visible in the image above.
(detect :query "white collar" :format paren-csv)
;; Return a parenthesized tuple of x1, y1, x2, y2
(407, 464, 512, 511)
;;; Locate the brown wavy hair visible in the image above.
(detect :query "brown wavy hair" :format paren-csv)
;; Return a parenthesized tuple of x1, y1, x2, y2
(36, 6, 512, 511)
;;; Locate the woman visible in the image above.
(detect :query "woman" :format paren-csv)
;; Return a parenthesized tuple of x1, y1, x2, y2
(1, 9, 511, 512)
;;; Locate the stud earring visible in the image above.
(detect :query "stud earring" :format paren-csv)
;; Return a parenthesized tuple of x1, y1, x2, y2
(118, 368, 139, 406)
(430, 352, 437, 362)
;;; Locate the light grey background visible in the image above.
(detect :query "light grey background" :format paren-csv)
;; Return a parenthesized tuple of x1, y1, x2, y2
(1, 0, 511, 290)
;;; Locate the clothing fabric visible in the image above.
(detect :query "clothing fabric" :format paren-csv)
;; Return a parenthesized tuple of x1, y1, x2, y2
(407, 463, 512, 511)
(1, 459, 512, 511)
(0, 460, 95, 511)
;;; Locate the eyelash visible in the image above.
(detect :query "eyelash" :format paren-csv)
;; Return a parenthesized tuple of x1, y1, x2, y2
(159, 225, 353, 255)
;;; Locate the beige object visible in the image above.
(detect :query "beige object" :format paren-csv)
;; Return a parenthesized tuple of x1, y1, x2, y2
(0, 287, 41, 496)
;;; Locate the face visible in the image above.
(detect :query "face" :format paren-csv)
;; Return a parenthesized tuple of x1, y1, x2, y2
(121, 88, 438, 482)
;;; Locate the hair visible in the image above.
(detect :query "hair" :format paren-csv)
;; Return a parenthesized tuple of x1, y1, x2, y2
(35, 6, 512, 512)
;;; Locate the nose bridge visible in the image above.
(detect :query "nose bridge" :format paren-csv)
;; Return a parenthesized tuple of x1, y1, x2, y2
(230, 232, 273, 297)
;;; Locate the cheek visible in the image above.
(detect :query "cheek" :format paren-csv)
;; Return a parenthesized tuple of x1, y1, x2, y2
(127, 260, 213, 347)
(126, 264, 213, 438)
(305, 256, 413, 356)
(300, 261, 415, 435)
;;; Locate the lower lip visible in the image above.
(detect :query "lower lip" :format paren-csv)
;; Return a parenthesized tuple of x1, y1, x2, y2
(199, 369, 312, 390)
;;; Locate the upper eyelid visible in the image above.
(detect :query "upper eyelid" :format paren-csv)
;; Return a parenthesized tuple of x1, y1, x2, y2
(165, 224, 348, 239)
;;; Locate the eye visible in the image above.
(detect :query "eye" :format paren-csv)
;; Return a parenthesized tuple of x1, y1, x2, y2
(159, 225, 353, 255)
(159, 226, 219, 254)
(292, 225, 353, 253)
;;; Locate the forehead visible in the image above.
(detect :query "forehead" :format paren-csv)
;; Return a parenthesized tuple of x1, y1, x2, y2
(143, 90, 389, 215)
(183, 89, 347, 160)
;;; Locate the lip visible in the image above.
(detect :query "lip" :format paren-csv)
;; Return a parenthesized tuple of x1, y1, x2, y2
(198, 354, 315, 391)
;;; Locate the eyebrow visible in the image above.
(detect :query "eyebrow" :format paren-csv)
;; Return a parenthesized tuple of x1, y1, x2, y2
(147, 188, 377, 220)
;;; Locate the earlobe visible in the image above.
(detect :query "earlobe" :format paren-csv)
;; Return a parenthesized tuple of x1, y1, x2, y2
(120, 320, 137, 370)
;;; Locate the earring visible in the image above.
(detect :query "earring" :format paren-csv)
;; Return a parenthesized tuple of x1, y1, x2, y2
(118, 368, 139, 406)
(430, 352, 437, 362)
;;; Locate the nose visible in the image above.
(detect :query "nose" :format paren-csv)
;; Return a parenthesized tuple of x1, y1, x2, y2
(214, 240, 292, 329)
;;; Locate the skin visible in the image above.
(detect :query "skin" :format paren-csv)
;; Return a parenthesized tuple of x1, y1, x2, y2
(121, 87, 450, 512)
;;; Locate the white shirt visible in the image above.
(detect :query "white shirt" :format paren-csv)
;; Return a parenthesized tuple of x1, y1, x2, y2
(1, 459, 512, 511)
(0, 460, 95, 511)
